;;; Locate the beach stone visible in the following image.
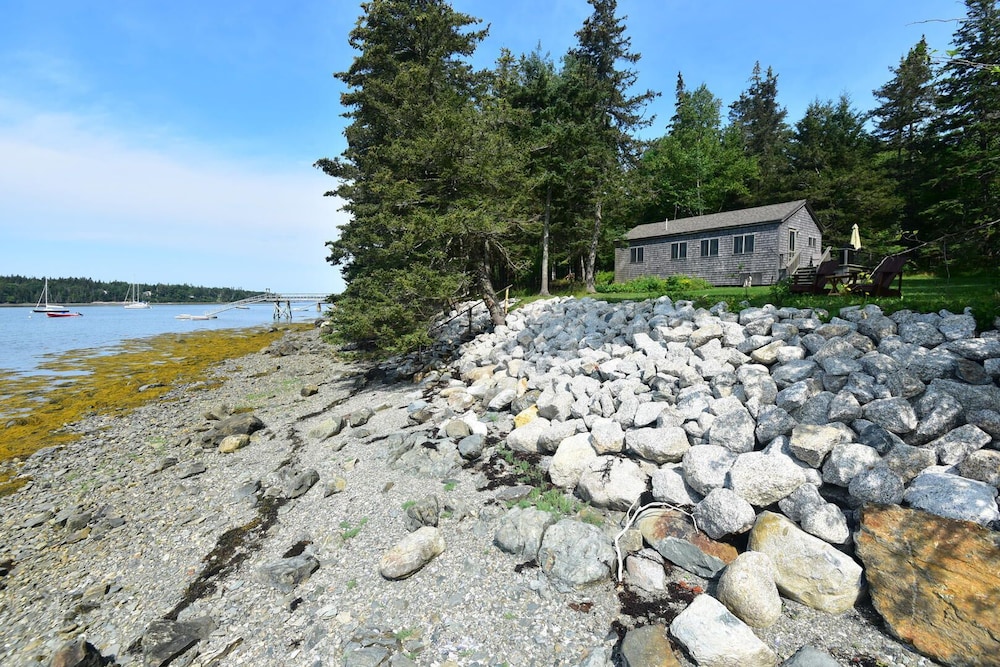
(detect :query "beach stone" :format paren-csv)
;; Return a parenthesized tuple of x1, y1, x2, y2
(620, 624, 680, 667)
(650, 465, 700, 505)
(494, 506, 556, 561)
(728, 451, 806, 507)
(625, 549, 667, 593)
(142, 617, 216, 667)
(800, 502, 851, 545)
(903, 471, 1000, 525)
(856, 422, 903, 454)
(281, 468, 320, 499)
(203, 412, 264, 445)
(590, 417, 625, 454)
(788, 424, 841, 468)
(957, 449, 1000, 486)
(821, 443, 880, 487)
(692, 488, 756, 539)
(506, 417, 551, 453)
(309, 416, 344, 440)
(576, 456, 647, 511)
(218, 433, 250, 453)
(457, 433, 484, 460)
(549, 433, 598, 490)
(754, 405, 797, 444)
(716, 551, 782, 628)
(537, 519, 615, 592)
(855, 504, 1000, 667)
(707, 406, 756, 453)
(348, 406, 374, 427)
(862, 397, 917, 435)
(49, 638, 106, 667)
(782, 645, 841, 667)
(625, 426, 690, 464)
(260, 554, 320, 592)
(670, 594, 776, 667)
(882, 442, 938, 482)
(848, 464, 905, 505)
(379, 527, 445, 580)
(403, 495, 439, 531)
(928, 424, 991, 466)
(682, 445, 736, 496)
(748, 511, 863, 614)
(637, 510, 737, 578)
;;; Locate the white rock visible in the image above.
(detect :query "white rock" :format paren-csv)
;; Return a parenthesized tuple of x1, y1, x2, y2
(670, 594, 777, 667)
(717, 551, 782, 628)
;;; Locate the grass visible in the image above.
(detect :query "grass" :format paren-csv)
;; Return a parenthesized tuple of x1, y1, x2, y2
(339, 517, 368, 541)
(515, 272, 1000, 331)
(0, 325, 300, 496)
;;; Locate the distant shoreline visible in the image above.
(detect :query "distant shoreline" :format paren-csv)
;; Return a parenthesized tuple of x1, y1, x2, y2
(0, 301, 257, 308)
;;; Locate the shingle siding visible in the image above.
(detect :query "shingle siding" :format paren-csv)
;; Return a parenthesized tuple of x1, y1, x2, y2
(614, 201, 824, 287)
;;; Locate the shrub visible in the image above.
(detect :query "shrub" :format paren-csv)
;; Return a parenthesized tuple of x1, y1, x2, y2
(596, 274, 712, 295)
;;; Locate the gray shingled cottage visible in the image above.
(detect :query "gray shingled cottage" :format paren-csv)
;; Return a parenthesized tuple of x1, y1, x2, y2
(614, 200, 824, 287)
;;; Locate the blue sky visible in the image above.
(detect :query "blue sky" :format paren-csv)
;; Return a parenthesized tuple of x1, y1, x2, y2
(0, 1, 962, 294)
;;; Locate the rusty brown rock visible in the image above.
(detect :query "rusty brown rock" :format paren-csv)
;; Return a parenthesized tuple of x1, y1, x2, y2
(855, 504, 1000, 667)
(637, 510, 737, 578)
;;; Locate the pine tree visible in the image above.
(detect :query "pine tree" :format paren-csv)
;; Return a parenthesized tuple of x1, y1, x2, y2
(565, 0, 657, 292)
(315, 0, 527, 351)
(728, 62, 791, 205)
(928, 0, 1000, 260)
(871, 37, 938, 242)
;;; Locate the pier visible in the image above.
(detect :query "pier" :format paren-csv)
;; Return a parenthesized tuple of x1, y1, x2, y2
(175, 291, 331, 321)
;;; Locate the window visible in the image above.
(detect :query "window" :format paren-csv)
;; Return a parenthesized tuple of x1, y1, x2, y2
(808, 237, 816, 248)
(629, 246, 644, 264)
(733, 234, 755, 254)
(700, 238, 719, 257)
(671, 242, 687, 260)
(788, 229, 797, 252)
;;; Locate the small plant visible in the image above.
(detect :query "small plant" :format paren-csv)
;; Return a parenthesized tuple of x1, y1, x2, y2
(442, 480, 457, 492)
(346, 578, 358, 591)
(401, 500, 416, 510)
(769, 276, 793, 307)
(394, 627, 417, 641)
(340, 517, 368, 541)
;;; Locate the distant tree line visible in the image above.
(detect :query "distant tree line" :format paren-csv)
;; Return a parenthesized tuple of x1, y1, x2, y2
(0, 275, 259, 305)
(316, 0, 1000, 353)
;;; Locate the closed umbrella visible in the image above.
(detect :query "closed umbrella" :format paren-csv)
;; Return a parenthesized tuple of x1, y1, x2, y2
(850, 223, 862, 250)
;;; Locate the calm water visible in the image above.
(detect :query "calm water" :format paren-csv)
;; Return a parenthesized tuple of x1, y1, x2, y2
(0, 302, 326, 377)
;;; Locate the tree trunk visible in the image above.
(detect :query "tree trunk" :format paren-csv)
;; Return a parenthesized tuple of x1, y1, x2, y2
(539, 185, 551, 296)
(585, 199, 602, 293)
(476, 242, 507, 326)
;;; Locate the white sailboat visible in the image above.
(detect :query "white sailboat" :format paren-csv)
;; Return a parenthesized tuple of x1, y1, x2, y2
(32, 278, 70, 313)
(123, 283, 151, 309)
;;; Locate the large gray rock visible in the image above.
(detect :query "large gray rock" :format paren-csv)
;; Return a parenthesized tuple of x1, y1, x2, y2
(259, 554, 320, 593)
(928, 424, 992, 466)
(625, 426, 690, 464)
(903, 471, 1000, 526)
(379, 526, 445, 580)
(142, 617, 216, 667)
(748, 511, 864, 614)
(590, 417, 625, 454)
(506, 417, 552, 453)
(549, 432, 598, 490)
(716, 551, 782, 628)
(576, 456, 647, 511)
(754, 405, 798, 444)
(650, 464, 701, 506)
(494, 506, 557, 561)
(821, 443, 881, 487)
(848, 464, 905, 505)
(537, 519, 615, 592)
(682, 445, 737, 496)
(670, 594, 777, 667)
(728, 451, 806, 507)
(788, 424, 842, 468)
(707, 406, 756, 453)
(692, 488, 756, 539)
(862, 397, 918, 435)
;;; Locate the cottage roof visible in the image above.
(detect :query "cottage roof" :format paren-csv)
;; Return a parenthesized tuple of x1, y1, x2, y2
(625, 200, 810, 241)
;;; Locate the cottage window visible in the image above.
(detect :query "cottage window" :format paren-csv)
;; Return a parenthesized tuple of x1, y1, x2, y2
(700, 239, 719, 257)
(671, 242, 687, 260)
(629, 246, 644, 264)
(808, 236, 816, 248)
(788, 229, 797, 253)
(733, 234, 755, 254)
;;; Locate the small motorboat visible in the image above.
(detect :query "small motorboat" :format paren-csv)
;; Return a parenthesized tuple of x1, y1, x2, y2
(46, 311, 83, 318)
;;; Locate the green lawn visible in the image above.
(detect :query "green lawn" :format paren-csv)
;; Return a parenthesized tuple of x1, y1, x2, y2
(520, 273, 1000, 331)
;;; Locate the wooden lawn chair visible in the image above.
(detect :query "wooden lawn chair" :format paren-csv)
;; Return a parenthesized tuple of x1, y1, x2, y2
(849, 255, 906, 297)
(790, 259, 840, 294)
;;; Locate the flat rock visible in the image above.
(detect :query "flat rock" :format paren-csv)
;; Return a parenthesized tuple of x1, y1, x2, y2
(537, 519, 615, 592)
(903, 471, 1000, 526)
(637, 510, 737, 578)
(855, 505, 1000, 667)
(620, 624, 681, 667)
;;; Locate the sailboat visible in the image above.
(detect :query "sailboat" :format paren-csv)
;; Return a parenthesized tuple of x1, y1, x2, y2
(123, 283, 151, 309)
(32, 278, 70, 313)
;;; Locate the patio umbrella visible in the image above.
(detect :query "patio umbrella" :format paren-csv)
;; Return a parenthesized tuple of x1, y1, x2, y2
(850, 223, 862, 250)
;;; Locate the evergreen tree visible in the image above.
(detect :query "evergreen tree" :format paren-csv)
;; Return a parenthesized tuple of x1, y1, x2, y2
(927, 0, 1000, 260)
(728, 62, 791, 204)
(315, 0, 527, 351)
(565, 0, 657, 292)
(638, 74, 754, 220)
(786, 95, 898, 249)
(871, 37, 938, 242)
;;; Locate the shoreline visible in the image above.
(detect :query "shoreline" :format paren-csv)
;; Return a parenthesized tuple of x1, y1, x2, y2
(1, 303, 986, 666)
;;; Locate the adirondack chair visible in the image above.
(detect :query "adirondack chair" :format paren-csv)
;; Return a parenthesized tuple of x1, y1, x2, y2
(850, 255, 907, 297)
(790, 259, 840, 294)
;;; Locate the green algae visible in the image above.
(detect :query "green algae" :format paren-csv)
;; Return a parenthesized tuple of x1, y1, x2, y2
(0, 325, 308, 495)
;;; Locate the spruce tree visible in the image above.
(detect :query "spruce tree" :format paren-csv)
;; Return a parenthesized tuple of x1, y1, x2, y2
(728, 62, 791, 205)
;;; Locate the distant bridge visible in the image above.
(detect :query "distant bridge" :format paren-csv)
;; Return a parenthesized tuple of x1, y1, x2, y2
(176, 292, 332, 320)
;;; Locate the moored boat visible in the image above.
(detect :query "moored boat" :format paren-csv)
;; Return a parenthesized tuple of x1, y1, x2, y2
(46, 311, 83, 318)
(32, 278, 70, 313)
